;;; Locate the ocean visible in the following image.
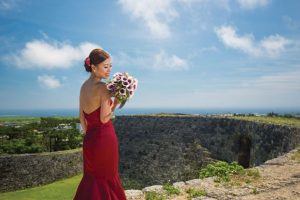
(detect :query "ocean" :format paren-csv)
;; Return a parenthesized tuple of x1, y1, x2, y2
(0, 107, 300, 117)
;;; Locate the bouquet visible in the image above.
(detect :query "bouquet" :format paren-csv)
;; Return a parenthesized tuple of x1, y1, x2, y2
(106, 72, 138, 109)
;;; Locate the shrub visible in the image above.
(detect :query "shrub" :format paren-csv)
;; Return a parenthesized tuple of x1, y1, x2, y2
(267, 112, 279, 117)
(199, 161, 244, 182)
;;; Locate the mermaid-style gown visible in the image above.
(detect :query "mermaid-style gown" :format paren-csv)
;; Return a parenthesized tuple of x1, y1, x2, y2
(74, 100, 127, 200)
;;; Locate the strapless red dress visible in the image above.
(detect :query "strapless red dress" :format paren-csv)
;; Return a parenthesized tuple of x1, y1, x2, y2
(73, 100, 127, 200)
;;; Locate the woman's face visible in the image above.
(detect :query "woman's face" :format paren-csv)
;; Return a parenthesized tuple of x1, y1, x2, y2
(92, 57, 112, 79)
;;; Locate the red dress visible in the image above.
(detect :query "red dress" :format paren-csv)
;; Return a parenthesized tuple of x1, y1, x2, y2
(73, 100, 127, 200)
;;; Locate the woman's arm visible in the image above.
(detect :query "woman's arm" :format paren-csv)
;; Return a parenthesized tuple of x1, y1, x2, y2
(79, 90, 87, 134)
(100, 87, 120, 123)
(111, 98, 120, 112)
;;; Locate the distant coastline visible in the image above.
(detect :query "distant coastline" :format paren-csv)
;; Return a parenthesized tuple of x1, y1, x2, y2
(0, 107, 300, 117)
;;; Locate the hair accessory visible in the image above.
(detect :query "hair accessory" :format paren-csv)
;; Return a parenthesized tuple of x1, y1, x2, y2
(85, 57, 91, 66)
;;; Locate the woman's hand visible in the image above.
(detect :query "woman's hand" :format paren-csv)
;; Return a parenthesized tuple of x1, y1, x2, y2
(113, 97, 120, 106)
(111, 97, 120, 112)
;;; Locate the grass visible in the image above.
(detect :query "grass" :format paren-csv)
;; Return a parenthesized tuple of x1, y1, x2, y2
(145, 191, 166, 200)
(227, 168, 261, 187)
(252, 188, 259, 195)
(162, 182, 180, 195)
(0, 174, 83, 200)
(144, 182, 180, 200)
(0, 173, 157, 199)
(185, 188, 206, 200)
(228, 116, 300, 128)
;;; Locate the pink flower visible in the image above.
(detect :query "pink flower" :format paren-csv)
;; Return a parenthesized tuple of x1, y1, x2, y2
(106, 83, 115, 90)
(85, 57, 90, 66)
(122, 80, 129, 87)
(106, 72, 138, 109)
(113, 72, 123, 78)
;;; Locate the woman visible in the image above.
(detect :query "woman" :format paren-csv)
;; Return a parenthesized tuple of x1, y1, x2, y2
(73, 48, 127, 200)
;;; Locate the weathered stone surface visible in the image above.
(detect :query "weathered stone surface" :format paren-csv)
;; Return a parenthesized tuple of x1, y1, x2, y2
(193, 197, 217, 200)
(142, 185, 165, 194)
(173, 181, 186, 190)
(185, 179, 203, 187)
(125, 190, 144, 200)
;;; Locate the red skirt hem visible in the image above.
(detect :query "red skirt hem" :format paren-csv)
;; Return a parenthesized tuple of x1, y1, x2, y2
(73, 172, 127, 200)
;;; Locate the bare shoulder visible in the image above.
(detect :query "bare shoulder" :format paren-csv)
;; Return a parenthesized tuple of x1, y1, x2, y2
(79, 80, 89, 95)
(98, 82, 112, 98)
(80, 81, 86, 94)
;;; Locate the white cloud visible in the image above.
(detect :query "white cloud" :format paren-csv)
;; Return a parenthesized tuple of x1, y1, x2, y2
(0, 0, 16, 10)
(118, 0, 178, 39)
(237, 0, 270, 9)
(259, 35, 291, 57)
(215, 25, 291, 58)
(153, 50, 188, 71)
(113, 50, 188, 71)
(10, 39, 99, 69)
(118, 0, 230, 39)
(37, 75, 61, 89)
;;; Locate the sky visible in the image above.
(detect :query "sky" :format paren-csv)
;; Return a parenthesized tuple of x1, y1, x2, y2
(0, 0, 300, 110)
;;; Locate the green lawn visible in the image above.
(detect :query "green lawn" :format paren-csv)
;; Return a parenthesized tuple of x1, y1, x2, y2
(0, 174, 83, 200)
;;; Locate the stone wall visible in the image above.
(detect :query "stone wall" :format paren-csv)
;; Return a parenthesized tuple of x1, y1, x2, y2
(0, 148, 82, 192)
(1, 115, 300, 192)
(114, 115, 300, 188)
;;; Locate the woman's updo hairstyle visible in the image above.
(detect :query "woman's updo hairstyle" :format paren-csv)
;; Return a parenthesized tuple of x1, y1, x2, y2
(84, 48, 110, 72)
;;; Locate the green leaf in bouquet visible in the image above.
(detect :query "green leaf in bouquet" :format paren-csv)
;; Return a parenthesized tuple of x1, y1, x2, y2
(118, 99, 127, 109)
